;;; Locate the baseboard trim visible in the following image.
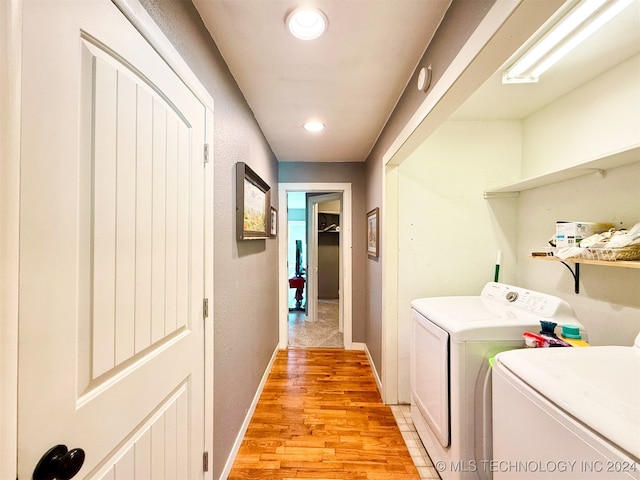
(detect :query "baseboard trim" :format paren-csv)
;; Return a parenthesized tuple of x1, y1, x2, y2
(362, 343, 383, 399)
(218, 345, 280, 480)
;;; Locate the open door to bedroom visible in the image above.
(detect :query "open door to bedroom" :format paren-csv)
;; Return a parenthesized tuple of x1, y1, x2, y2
(286, 192, 343, 347)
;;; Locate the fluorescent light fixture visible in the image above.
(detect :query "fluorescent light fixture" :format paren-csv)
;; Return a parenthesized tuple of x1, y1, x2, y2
(286, 8, 328, 40)
(303, 121, 325, 132)
(503, 0, 633, 84)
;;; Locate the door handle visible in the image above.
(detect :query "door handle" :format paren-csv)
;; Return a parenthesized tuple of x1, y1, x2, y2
(33, 444, 85, 480)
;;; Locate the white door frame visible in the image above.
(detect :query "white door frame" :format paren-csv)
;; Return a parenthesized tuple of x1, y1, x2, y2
(381, 163, 400, 404)
(278, 183, 353, 349)
(1, 0, 22, 476)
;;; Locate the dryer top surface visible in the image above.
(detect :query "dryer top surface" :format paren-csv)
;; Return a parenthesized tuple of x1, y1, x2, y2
(410, 282, 584, 340)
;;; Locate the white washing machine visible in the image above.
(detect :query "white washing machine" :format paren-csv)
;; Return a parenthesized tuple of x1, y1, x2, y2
(410, 282, 586, 480)
(492, 334, 640, 479)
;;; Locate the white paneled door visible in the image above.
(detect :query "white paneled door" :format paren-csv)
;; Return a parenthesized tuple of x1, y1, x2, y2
(18, 1, 210, 479)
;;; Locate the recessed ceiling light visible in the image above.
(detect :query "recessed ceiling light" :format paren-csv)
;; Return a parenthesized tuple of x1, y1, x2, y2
(286, 8, 328, 40)
(303, 121, 325, 132)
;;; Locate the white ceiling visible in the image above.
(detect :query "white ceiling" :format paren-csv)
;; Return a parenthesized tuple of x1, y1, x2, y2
(191, 0, 640, 163)
(191, 0, 452, 162)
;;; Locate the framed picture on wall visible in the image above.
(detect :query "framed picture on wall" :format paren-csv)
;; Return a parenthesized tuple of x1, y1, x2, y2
(236, 162, 271, 240)
(367, 207, 379, 258)
(270, 207, 277, 238)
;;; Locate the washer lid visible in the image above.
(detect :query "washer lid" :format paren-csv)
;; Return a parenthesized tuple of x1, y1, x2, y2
(496, 347, 640, 459)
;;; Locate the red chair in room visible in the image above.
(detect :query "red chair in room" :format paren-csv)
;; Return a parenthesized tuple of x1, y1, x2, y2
(288, 276, 305, 310)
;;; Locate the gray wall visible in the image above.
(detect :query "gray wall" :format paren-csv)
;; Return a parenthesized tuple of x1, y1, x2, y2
(364, 0, 496, 379)
(318, 232, 340, 299)
(138, 1, 279, 478)
(279, 162, 367, 342)
(364, 152, 383, 376)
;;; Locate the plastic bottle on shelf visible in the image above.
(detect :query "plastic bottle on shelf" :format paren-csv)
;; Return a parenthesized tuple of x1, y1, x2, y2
(560, 324, 590, 347)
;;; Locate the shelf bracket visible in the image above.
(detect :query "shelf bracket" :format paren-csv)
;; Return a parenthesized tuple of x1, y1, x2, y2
(559, 261, 580, 294)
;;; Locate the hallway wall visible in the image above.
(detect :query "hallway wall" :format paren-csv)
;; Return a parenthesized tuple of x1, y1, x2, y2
(139, 2, 279, 478)
(364, 0, 496, 387)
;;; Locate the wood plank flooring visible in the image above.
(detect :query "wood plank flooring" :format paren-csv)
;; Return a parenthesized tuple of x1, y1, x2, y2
(228, 348, 420, 480)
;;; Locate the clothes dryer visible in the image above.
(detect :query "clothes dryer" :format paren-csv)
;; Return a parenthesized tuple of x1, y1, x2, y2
(410, 282, 586, 480)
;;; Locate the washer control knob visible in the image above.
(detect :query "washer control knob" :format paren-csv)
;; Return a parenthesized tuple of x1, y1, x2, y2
(506, 291, 519, 302)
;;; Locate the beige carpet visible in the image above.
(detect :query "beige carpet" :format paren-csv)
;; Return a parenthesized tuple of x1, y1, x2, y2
(288, 299, 343, 347)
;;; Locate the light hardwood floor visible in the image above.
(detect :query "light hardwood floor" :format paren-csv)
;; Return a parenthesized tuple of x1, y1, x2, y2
(228, 348, 421, 479)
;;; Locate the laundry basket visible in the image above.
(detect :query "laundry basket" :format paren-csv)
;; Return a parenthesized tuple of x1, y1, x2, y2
(571, 246, 640, 261)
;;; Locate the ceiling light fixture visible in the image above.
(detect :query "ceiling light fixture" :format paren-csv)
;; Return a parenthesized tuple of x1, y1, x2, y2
(286, 7, 328, 40)
(503, 0, 633, 84)
(303, 121, 325, 132)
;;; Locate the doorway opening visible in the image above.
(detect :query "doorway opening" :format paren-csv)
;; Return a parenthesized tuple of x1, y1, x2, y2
(287, 192, 343, 347)
(278, 183, 353, 349)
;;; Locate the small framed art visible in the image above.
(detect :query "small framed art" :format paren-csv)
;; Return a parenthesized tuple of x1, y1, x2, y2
(366, 207, 379, 258)
(270, 207, 277, 238)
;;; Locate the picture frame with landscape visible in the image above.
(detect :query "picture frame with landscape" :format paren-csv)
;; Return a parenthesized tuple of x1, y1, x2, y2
(236, 162, 271, 240)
